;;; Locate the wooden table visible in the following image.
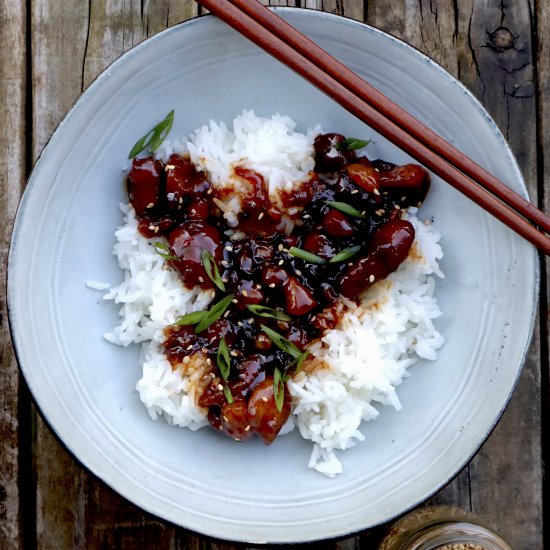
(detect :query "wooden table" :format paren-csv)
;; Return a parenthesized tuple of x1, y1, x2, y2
(0, 1, 546, 548)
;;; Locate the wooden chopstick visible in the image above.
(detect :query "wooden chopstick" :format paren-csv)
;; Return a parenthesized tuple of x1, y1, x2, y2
(229, 0, 550, 236)
(196, 0, 550, 255)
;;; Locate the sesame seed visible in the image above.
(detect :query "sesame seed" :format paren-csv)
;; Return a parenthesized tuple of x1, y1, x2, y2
(210, 372, 216, 378)
(225, 245, 233, 251)
(278, 259, 284, 266)
(295, 269, 302, 276)
(369, 275, 375, 283)
(258, 212, 264, 220)
(222, 415, 228, 422)
(237, 321, 243, 327)
(255, 284, 262, 289)
(374, 168, 380, 172)
(248, 318, 254, 324)
(207, 188, 213, 195)
(183, 356, 190, 363)
(261, 396, 269, 402)
(361, 211, 367, 216)
(202, 348, 208, 354)
(221, 260, 230, 268)
(351, 189, 359, 194)
(417, 202, 422, 208)
(148, 224, 156, 231)
(206, 358, 212, 366)
(222, 277, 229, 283)
(198, 276, 204, 283)
(348, 262, 353, 266)
(218, 425, 223, 431)
(373, 189, 381, 196)
(178, 197, 183, 204)
(395, 205, 401, 210)
(209, 290, 216, 298)
(234, 438, 242, 442)
(224, 310, 230, 318)
(278, 244, 284, 252)
(218, 385, 224, 391)
(303, 214, 311, 218)
(401, 196, 406, 202)
(232, 299, 238, 304)
(269, 283, 276, 288)
(154, 226, 159, 233)
(165, 164, 175, 170)
(146, 202, 154, 209)
(310, 316, 317, 322)
(186, 344, 193, 351)
(242, 290, 248, 297)
(230, 351, 238, 357)
(245, 425, 251, 431)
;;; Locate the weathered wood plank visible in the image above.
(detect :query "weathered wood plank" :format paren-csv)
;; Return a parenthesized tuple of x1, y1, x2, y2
(536, 0, 550, 539)
(0, 1, 26, 549)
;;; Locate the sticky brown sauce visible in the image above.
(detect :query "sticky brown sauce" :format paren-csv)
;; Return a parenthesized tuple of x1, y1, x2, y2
(127, 132, 430, 444)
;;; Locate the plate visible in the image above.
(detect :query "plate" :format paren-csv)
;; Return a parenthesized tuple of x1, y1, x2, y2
(8, 8, 538, 544)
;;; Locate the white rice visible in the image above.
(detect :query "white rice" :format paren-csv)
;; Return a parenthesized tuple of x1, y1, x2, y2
(98, 111, 444, 477)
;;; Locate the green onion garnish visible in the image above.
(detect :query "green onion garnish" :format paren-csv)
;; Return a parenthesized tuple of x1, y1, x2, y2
(335, 137, 371, 151)
(288, 247, 325, 264)
(223, 385, 234, 404)
(194, 294, 234, 334)
(217, 337, 231, 381)
(329, 245, 361, 264)
(128, 110, 175, 158)
(174, 310, 207, 326)
(260, 324, 302, 359)
(324, 201, 366, 219)
(246, 304, 291, 322)
(201, 250, 225, 291)
(153, 242, 179, 261)
(273, 367, 285, 412)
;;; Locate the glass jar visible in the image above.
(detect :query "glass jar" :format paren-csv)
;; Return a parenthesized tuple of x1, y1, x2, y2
(378, 506, 513, 550)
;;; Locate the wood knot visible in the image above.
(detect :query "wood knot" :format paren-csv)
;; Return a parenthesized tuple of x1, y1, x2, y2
(488, 26, 515, 52)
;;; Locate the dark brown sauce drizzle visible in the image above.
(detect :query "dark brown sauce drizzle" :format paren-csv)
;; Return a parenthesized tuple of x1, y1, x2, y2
(127, 133, 430, 444)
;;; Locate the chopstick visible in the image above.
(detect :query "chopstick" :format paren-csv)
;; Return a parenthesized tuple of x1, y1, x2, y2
(196, 0, 550, 255)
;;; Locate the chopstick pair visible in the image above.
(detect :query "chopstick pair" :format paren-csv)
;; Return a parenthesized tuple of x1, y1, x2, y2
(196, 0, 550, 255)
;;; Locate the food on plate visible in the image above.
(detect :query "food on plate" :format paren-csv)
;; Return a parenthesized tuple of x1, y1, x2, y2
(100, 111, 444, 476)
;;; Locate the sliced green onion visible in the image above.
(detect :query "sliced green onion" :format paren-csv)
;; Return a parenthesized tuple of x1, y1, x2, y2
(223, 385, 234, 404)
(335, 137, 371, 151)
(195, 294, 234, 334)
(128, 110, 174, 158)
(273, 367, 285, 412)
(246, 304, 291, 322)
(260, 324, 302, 359)
(329, 245, 361, 264)
(201, 250, 225, 291)
(174, 310, 207, 326)
(288, 246, 325, 264)
(153, 242, 179, 261)
(324, 200, 366, 219)
(217, 337, 231, 381)
(283, 351, 309, 381)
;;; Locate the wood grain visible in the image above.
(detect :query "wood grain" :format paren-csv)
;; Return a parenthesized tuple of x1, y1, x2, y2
(1, 0, 542, 548)
(0, 1, 26, 548)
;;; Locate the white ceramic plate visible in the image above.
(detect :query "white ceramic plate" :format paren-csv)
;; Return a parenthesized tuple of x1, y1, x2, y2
(9, 8, 538, 544)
